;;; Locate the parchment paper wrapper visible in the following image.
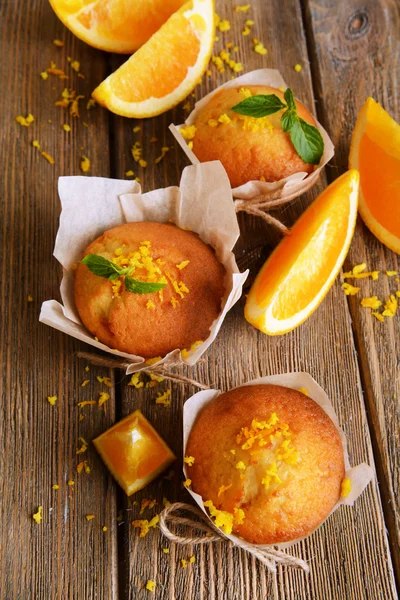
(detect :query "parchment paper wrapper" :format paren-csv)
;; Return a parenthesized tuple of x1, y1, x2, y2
(183, 372, 373, 552)
(170, 69, 335, 202)
(39, 162, 248, 374)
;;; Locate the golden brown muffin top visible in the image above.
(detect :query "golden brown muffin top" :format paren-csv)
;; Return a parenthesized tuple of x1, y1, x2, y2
(186, 384, 345, 544)
(189, 85, 316, 188)
(74, 222, 226, 357)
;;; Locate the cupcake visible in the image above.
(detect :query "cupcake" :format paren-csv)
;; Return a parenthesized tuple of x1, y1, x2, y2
(182, 85, 318, 189)
(74, 221, 226, 358)
(185, 384, 345, 544)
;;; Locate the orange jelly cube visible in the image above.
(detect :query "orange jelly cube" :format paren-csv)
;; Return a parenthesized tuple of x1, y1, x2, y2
(93, 409, 175, 496)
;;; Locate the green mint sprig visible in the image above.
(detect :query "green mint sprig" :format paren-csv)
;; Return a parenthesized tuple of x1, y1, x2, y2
(231, 88, 324, 165)
(81, 254, 167, 295)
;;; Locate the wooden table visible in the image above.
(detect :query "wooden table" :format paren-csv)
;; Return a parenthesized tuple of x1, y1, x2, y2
(1, 0, 399, 598)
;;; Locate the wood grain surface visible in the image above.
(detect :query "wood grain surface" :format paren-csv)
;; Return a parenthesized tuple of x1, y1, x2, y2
(303, 0, 400, 581)
(0, 0, 398, 599)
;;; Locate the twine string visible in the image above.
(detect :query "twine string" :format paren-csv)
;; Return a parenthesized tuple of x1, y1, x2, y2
(233, 173, 319, 235)
(76, 351, 210, 390)
(159, 502, 310, 574)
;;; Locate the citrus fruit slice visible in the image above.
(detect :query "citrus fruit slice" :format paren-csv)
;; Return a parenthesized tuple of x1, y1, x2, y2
(93, 409, 175, 495)
(349, 97, 400, 254)
(92, 0, 215, 117)
(245, 170, 359, 335)
(48, 0, 187, 53)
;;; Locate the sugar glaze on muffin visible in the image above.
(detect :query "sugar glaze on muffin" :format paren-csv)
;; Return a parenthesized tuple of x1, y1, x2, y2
(185, 86, 317, 188)
(74, 222, 226, 357)
(186, 384, 345, 544)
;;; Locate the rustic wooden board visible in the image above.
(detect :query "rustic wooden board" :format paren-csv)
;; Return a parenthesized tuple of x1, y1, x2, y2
(302, 0, 400, 581)
(0, 2, 118, 599)
(0, 0, 399, 599)
(110, 1, 398, 599)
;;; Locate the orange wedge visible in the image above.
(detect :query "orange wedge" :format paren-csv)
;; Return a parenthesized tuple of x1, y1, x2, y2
(93, 409, 175, 496)
(245, 170, 359, 335)
(92, 0, 215, 117)
(48, 0, 187, 53)
(349, 97, 400, 254)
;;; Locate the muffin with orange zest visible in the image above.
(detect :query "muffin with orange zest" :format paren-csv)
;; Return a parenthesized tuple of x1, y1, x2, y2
(74, 221, 226, 357)
(182, 86, 321, 188)
(185, 384, 345, 544)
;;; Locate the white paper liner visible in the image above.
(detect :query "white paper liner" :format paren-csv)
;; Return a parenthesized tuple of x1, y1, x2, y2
(170, 69, 335, 201)
(183, 372, 373, 552)
(39, 162, 249, 374)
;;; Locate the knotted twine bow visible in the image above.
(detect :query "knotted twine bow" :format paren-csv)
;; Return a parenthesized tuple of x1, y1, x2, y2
(76, 351, 210, 389)
(159, 502, 309, 574)
(233, 173, 318, 235)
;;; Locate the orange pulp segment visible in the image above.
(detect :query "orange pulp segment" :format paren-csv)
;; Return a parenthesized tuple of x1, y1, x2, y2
(93, 409, 175, 495)
(349, 97, 400, 254)
(245, 170, 359, 335)
(48, 0, 187, 53)
(92, 0, 215, 117)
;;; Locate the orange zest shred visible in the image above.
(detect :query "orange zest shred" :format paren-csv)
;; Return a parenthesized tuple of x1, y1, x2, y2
(382, 294, 397, 317)
(184, 456, 195, 466)
(80, 155, 90, 172)
(146, 580, 156, 592)
(41, 151, 55, 165)
(155, 146, 170, 164)
(52, 484, 59, 490)
(235, 4, 251, 12)
(16, 113, 35, 127)
(47, 395, 57, 405)
(203, 500, 244, 535)
(85, 514, 95, 521)
(81, 379, 90, 387)
(132, 514, 159, 537)
(218, 483, 233, 497)
(98, 391, 110, 406)
(372, 311, 385, 323)
(361, 296, 382, 309)
(181, 559, 187, 569)
(298, 387, 309, 396)
(253, 40, 267, 55)
(53, 39, 64, 46)
(128, 372, 144, 388)
(77, 400, 96, 408)
(32, 140, 40, 150)
(76, 437, 88, 454)
(33, 506, 42, 524)
(342, 282, 360, 295)
(341, 477, 352, 498)
(155, 389, 171, 407)
(183, 478, 191, 487)
(67, 480, 75, 486)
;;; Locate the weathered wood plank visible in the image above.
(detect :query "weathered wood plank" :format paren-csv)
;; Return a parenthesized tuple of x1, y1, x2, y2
(109, 1, 398, 599)
(0, 2, 118, 599)
(302, 0, 400, 583)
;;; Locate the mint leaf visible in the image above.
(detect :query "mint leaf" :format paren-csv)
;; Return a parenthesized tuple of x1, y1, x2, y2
(289, 117, 324, 164)
(284, 88, 296, 111)
(281, 109, 297, 133)
(124, 275, 167, 295)
(231, 94, 287, 118)
(82, 254, 125, 279)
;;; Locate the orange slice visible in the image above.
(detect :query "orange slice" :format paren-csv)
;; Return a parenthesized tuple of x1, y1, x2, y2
(92, 0, 215, 117)
(48, 0, 187, 53)
(245, 170, 359, 335)
(349, 97, 400, 254)
(93, 409, 175, 495)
